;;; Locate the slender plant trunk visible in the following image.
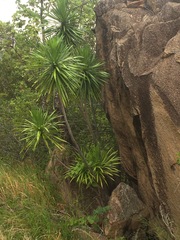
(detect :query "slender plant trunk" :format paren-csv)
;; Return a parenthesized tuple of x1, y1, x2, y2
(90, 99, 100, 142)
(40, 0, 45, 43)
(40, 0, 47, 110)
(79, 98, 96, 144)
(59, 98, 89, 167)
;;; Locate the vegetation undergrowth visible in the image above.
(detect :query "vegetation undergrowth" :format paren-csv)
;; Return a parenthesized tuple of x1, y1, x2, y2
(0, 157, 114, 240)
(177, 152, 180, 165)
(0, 0, 123, 239)
(0, 158, 60, 239)
(66, 143, 120, 188)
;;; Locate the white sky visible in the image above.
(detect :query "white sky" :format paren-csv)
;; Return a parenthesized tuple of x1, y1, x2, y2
(0, 0, 27, 22)
(0, 0, 17, 22)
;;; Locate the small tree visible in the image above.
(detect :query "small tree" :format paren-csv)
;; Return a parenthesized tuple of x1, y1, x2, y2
(22, 0, 118, 185)
(29, 36, 83, 151)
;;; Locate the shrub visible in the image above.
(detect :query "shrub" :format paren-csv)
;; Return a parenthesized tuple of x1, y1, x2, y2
(66, 144, 120, 188)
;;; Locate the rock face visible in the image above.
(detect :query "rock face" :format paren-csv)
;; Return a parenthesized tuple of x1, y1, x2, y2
(105, 183, 148, 238)
(95, 0, 180, 238)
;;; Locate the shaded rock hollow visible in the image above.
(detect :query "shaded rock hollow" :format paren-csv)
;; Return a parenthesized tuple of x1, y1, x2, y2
(95, 0, 180, 238)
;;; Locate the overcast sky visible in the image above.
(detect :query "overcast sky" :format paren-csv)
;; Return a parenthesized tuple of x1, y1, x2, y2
(0, 0, 17, 22)
(0, 0, 27, 22)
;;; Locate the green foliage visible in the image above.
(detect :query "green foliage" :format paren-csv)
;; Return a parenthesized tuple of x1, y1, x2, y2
(114, 238, 126, 240)
(46, 0, 84, 45)
(0, 0, 126, 238)
(66, 144, 120, 188)
(1, 0, 120, 187)
(20, 108, 65, 153)
(0, 159, 110, 240)
(66, 99, 116, 149)
(0, 159, 61, 239)
(68, 206, 110, 234)
(0, 156, 124, 240)
(0, 21, 34, 99)
(20, 0, 109, 158)
(0, 86, 39, 160)
(0, 20, 42, 160)
(147, 218, 173, 240)
(177, 152, 180, 165)
(77, 45, 109, 101)
(67, 0, 97, 46)
(13, 0, 50, 35)
(30, 36, 83, 105)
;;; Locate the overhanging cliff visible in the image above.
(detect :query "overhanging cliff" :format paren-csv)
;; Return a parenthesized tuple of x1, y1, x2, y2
(95, 0, 180, 238)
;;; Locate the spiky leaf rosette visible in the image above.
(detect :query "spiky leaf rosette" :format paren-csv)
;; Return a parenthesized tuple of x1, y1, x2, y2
(30, 36, 83, 105)
(66, 144, 120, 188)
(77, 45, 109, 102)
(21, 108, 65, 152)
(46, 0, 83, 46)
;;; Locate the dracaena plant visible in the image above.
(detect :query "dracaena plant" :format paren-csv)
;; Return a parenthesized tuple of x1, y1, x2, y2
(29, 35, 84, 155)
(75, 45, 109, 143)
(21, 108, 65, 153)
(46, 0, 83, 46)
(76, 45, 109, 102)
(66, 144, 120, 188)
(30, 36, 83, 106)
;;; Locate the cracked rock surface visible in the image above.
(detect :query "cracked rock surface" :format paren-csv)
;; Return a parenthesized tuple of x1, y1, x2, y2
(95, 0, 180, 238)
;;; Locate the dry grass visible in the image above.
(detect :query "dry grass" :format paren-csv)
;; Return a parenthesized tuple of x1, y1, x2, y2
(0, 161, 62, 239)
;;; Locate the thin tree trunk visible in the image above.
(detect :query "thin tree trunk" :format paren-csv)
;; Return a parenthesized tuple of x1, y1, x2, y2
(79, 98, 96, 144)
(59, 97, 89, 167)
(90, 99, 100, 142)
(40, 0, 47, 110)
(40, 0, 45, 43)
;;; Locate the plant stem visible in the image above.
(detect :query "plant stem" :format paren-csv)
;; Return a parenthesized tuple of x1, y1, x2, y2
(59, 97, 89, 167)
